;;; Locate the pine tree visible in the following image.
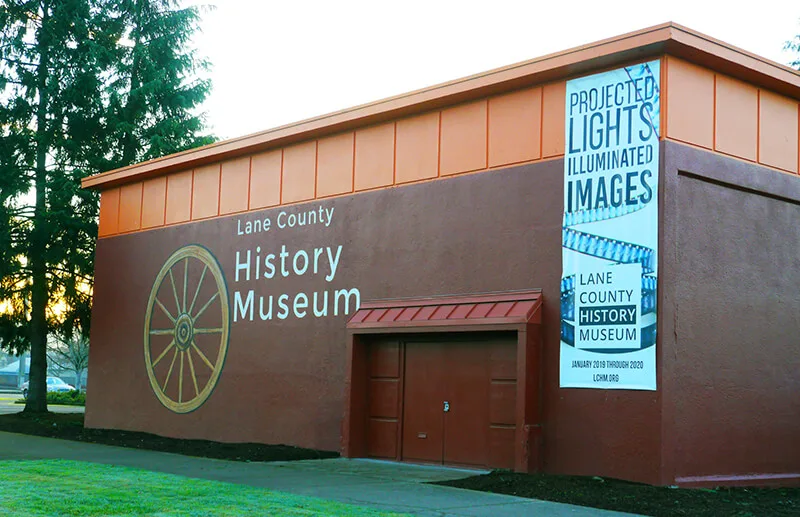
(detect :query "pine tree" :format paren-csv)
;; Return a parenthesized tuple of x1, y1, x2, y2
(0, 0, 111, 411)
(0, 0, 213, 412)
(104, 0, 214, 171)
(787, 20, 800, 69)
(788, 36, 799, 69)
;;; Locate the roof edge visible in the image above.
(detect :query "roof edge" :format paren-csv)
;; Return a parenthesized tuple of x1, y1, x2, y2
(665, 23, 800, 98)
(82, 22, 800, 190)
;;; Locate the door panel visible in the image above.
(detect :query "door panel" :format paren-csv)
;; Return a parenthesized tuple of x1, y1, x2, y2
(367, 341, 401, 459)
(488, 426, 516, 469)
(443, 341, 490, 466)
(369, 378, 400, 419)
(395, 335, 518, 469)
(369, 419, 399, 459)
(401, 342, 445, 462)
(488, 339, 517, 469)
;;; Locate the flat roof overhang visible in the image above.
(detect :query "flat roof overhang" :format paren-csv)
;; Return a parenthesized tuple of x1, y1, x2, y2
(82, 22, 800, 191)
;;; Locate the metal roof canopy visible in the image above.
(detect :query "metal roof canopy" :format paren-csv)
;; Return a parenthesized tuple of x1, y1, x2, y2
(346, 290, 542, 333)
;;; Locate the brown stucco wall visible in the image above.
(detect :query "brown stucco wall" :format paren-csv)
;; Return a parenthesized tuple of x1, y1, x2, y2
(88, 140, 800, 486)
(86, 158, 662, 483)
(87, 161, 554, 451)
(660, 141, 800, 486)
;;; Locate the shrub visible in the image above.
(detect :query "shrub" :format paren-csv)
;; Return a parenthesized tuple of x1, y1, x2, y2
(15, 389, 86, 406)
(46, 390, 85, 406)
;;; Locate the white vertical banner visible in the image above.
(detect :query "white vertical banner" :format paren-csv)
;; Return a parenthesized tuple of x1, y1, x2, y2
(559, 60, 660, 390)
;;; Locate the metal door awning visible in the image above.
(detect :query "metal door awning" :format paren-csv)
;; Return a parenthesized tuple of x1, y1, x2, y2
(346, 290, 542, 331)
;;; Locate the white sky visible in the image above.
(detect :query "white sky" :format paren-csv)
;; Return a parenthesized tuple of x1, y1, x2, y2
(194, 0, 800, 141)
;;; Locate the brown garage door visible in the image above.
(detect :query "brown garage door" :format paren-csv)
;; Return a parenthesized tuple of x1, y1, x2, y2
(367, 335, 517, 469)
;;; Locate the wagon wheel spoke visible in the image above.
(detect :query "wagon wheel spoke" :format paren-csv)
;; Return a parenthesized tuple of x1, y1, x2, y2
(152, 340, 176, 368)
(193, 291, 219, 321)
(150, 328, 175, 336)
(191, 340, 215, 371)
(178, 351, 185, 403)
(154, 297, 176, 323)
(182, 258, 189, 313)
(162, 348, 179, 392)
(168, 268, 181, 315)
(187, 348, 200, 397)
(188, 264, 208, 315)
(193, 327, 223, 334)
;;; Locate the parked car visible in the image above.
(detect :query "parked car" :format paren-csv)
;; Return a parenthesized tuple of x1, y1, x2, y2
(21, 377, 74, 398)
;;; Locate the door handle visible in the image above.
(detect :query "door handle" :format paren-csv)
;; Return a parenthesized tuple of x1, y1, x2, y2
(443, 401, 450, 413)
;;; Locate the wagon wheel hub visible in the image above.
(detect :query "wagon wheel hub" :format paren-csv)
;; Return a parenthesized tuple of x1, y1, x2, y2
(175, 314, 194, 351)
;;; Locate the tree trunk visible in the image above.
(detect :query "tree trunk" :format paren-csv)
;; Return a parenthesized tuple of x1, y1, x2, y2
(74, 368, 82, 391)
(24, 1, 51, 414)
(27, 255, 48, 412)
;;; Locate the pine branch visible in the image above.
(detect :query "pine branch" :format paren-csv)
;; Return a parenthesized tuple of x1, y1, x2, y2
(1, 58, 38, 68)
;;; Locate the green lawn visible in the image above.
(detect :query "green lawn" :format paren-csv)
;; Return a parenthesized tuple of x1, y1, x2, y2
(0, 459, 406, 517)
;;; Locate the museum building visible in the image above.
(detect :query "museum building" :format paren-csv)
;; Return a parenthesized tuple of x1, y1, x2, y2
(82, 23, 800, 487)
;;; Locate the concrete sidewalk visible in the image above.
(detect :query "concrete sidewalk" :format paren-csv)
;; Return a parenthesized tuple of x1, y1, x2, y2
(0, 431, 640, 516)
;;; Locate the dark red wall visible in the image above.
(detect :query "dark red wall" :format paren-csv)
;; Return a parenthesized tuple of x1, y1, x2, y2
(87, 142, 800, 485)
(87, 159, 662, 482)
(660, 141, 800, 486)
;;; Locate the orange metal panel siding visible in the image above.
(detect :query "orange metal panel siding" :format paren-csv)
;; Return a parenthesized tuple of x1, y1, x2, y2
(440, 100, 488, 176)
(165, 170, 193, 224)
(92, 54, 800, 240)
(488, 87, 542, 167)
(317, 132, 355, 198)
(80, 23, 800, 193)
(141, 177, 167, 229)
(759, 90, 799, 173)
(97, 188, 120, 237)
(541, 81, 566, 157)
(354, 123, 395, 191)
(666, 57, 714, 149)
(191, 163, 221, 220)
(282, 141, 317, 203)
(714, 75, 758, 161)
(117, 182, 143, 233)
(395, 112, 440, 184)
(250, 150, 282, 209)
(220, 156, 250, 215)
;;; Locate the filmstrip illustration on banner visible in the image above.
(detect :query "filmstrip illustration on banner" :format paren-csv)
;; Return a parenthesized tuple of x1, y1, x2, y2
(560, 60, 660, 390)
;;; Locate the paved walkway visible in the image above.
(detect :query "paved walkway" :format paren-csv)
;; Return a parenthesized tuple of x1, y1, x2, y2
(0, 431, 640, 516)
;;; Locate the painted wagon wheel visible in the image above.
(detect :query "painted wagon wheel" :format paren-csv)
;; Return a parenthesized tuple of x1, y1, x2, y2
(144, 245, 230, 413)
